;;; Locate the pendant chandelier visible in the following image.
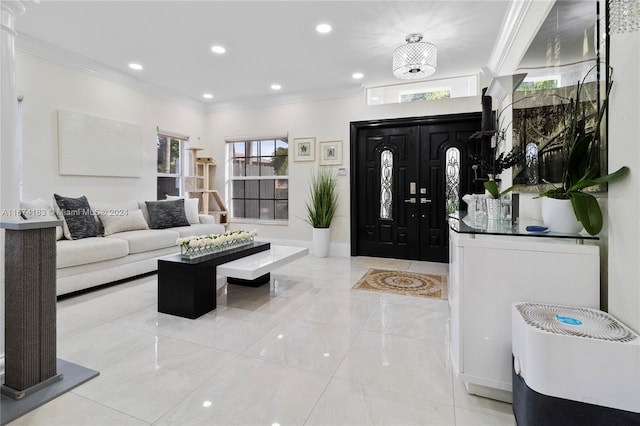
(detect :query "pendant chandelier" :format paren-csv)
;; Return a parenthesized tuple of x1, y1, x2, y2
(393, 33, 437, 80)
(609, 0, 639, 33)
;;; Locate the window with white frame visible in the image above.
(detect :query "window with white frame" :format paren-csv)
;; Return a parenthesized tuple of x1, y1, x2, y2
(157, 132, 187, 200)
(227, 136, 288, 221)
(366, 75, 477, 106)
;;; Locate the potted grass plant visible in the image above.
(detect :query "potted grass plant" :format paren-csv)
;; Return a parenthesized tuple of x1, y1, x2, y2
(305, 167, 339, 257)
(538, 65, 629, 235)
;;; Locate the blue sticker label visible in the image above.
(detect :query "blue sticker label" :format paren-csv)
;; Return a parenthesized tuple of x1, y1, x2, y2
(556, 314, 583, 326)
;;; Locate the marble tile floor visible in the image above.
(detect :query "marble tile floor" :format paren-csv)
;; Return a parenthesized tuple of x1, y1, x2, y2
(10, 255, 515, 426)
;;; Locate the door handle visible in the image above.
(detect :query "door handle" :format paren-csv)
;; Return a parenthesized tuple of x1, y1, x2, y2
(420, 198, 432, 204)
(404, 198, 416, 204)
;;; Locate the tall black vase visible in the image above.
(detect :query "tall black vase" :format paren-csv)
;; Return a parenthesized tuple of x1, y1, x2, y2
(481, 87, 494, 132)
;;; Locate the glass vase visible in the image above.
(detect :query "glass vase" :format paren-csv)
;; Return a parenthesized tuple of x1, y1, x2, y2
(180, 237, 253, 259)
(486, 198, 501, 221)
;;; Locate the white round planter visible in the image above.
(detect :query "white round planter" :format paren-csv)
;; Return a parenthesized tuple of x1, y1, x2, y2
(541, 197, 583, 234)
(312, 227, 331, 258)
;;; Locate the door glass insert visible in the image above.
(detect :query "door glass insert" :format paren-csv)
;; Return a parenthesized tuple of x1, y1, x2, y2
(445, 147, 460, 213)
(380, 150, 393, 219)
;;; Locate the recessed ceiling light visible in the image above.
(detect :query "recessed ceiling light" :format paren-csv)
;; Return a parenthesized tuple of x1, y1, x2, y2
(271, 84, 282, 90)
(211, 45, 226, 54)
(128, 63, 143, 71)
(352, 72, 364, 79)
(316, 23, 332, 34)
(202, 93, 214, 99)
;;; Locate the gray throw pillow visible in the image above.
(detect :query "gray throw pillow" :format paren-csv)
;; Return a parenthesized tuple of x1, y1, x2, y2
(53, 194, 98, 240)
(145, 199, 190, 229)
(166, 196, 200, 224)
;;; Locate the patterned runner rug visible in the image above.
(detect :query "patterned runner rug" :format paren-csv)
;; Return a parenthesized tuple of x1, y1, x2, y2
(353, 268, 448, 299)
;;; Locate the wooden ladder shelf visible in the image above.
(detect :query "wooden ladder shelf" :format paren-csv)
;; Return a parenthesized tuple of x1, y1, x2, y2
(185, 149, 228, 227)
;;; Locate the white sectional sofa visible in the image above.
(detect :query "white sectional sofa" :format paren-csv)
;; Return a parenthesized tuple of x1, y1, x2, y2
(57, 216, 224, 296)
(21, 197, 224, 296)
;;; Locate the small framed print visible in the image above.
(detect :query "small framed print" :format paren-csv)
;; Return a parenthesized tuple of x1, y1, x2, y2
(293, 137, 316, 162)
(319, 140, 342, 166)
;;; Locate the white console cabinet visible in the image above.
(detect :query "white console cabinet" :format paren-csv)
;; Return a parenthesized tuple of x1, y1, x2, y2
(449, 223, 600, 402)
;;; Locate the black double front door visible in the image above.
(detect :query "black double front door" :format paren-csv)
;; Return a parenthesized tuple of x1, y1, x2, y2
(350, 113, 480, 262)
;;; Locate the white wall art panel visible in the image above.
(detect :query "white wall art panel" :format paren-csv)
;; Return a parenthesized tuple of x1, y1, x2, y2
(58, 109, 142, 177)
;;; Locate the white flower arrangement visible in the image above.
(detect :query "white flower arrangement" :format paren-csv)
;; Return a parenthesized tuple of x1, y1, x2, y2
(178, 229, 258, 259)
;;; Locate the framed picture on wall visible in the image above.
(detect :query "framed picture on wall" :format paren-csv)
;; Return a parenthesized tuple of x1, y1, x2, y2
(319, 140, 342, 166)
(293, 137, 315, 162)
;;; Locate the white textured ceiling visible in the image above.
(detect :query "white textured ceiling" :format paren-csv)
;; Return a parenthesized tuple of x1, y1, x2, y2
(16, 1, 512, 110)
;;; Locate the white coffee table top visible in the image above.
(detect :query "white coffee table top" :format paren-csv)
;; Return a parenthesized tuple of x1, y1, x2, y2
(217, 245, 308, 280)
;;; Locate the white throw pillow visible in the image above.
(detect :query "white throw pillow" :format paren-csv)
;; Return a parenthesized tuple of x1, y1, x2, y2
(97, 208, 149, 236)
(20, 198, 64, 240)
(137, 201, 151, 225)
(166, 196, 200, 224)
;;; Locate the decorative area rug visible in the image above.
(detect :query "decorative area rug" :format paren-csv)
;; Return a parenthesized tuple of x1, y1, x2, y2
(353, 269, 448, 299)
(356, 257, 410, 270)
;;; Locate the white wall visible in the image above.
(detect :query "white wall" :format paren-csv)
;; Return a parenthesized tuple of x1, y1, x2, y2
(16, 47, 483, 254)
(203, 94, 482, 247)
(16, 51, 207, 204)
(16, 49, 483, 253)
(608, 30, 640, 332)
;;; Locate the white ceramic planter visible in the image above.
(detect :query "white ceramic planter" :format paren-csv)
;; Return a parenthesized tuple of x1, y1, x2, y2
(541, 197, 583, 234)
(312, 227, 331, 258)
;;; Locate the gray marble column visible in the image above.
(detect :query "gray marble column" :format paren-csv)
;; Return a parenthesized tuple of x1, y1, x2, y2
(1, 0, 27, 377)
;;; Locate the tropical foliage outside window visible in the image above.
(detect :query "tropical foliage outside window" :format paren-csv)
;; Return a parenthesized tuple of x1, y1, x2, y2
(516, 79, 558, 91)
(229, 138, 289, 221)
(157, 134, 185, 199)
(400, 90, 451, 102)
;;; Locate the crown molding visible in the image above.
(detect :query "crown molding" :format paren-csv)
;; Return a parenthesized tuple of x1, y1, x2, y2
(486, 73, 527, 102)
(487, 0, 555, 76)
(203, 84, 363, 113)
(16, 33, 205, 111)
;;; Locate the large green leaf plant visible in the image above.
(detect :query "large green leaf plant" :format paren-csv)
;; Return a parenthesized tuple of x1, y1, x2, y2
(539, 66, 629, 235)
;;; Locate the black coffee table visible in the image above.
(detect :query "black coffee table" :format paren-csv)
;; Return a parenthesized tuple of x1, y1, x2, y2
(157, 242, 270, 319)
